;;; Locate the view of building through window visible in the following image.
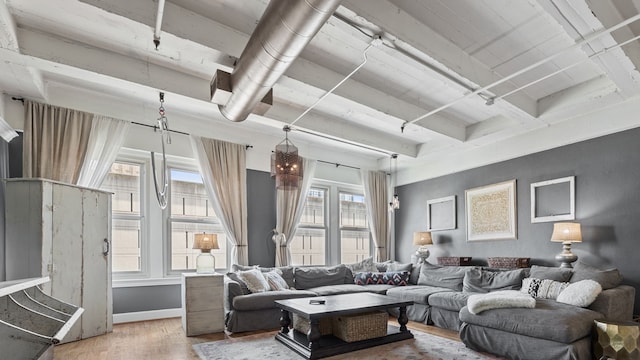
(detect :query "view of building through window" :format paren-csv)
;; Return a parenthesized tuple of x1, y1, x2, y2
(101, 162, 143, 272)
(169, 169, 226, 271)
(339, 192, 371, 263)
(291, 188, 326, 265)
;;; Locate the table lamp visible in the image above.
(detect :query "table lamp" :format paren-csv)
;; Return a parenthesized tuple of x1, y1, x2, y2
(550, 222, 582, 268)
(193, 233, 219, 273)
(413, 231, 433, 264)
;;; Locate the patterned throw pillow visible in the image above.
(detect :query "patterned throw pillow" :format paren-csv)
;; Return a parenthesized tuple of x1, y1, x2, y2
(354, 271, 409, 286)
(237, 268, 270, 293)
(521, 277, 568, 299)
(263, 269, 289, 291)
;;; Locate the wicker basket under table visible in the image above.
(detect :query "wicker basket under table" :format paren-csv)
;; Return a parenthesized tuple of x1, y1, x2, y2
(331, 311, 388, 343)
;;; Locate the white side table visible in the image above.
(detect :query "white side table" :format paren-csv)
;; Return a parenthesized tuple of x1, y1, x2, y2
(181, 273, 224, 336)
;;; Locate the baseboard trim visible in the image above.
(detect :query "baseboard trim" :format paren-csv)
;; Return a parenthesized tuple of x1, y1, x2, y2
(113, 308, 182, 324)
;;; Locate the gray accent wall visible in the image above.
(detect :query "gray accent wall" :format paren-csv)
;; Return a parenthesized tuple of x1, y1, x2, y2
(396, 126, 640, 314)
(113, 169, 277, 313)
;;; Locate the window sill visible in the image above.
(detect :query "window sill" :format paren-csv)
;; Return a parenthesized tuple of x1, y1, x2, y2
(112, 277, 182, 288)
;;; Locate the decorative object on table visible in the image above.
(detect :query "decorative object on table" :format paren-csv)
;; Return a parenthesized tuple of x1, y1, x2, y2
(192, 329, 502, 360)
(271, 125, 303, 190)
(193, 233, 219, 273)
(427, 195, 456, 231)
(437, 256, 472, 266)
(550, 222, 582, 268)
(465, 180, 517, 241)
(594, 319, 640, 360)
(413, 231, 433, 263)
(388, 154, 400, 212)
(531, 176, 575, 223)
(487, 257, 531, 269)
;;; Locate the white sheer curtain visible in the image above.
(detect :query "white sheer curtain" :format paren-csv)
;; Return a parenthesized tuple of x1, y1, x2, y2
(77, 115, 130, 188)
(23, 100, 93, 184)
(361, 170, 390, 261)
(190, 136, 248, 265)
(274, 157, 317, 266)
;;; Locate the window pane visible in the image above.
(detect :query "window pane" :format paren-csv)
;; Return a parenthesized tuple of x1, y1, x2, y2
(290, 228, 325, 266)
(341, 230, 370, 264)
(102, 163, 141, 215)
(170, 169, 216, 219)
(340, 192, 368, 228)
(112, 219, 141, 272)
(170, 222, 227, 271)
(299, 188, 325, 226)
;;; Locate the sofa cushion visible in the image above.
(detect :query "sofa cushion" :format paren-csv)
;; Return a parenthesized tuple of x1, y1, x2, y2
(386, 285, 454, 305)
(388, 262, 413, 272)
(428, 291, 473, 312)
(460, 298, 604, 343)
(232, 264, 295, 288)
(294, 265, 348, 290)
(521, 278, 568, 299)
(361, 284, 395, 295)
(569, 262, 623, 290)
(417, 263, 467, 291)
(354, 271, 409, 286)
(306, 284, 373, 296)
(557, 280, 602, 307)
(529, 265, 573, 282)
(409, 263, 422, 285)
(463, 268, 526, 293)
(232, 289, 317, 311)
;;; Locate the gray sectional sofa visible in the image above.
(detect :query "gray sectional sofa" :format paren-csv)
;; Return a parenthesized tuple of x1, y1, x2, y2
(223, 259, 635, 360)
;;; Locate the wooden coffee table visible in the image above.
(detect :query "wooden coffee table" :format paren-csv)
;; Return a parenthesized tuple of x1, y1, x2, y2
(274, 293, 413, 359)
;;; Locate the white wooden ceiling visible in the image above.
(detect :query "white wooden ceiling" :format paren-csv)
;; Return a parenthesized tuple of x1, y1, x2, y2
(1, 0, 640, 183)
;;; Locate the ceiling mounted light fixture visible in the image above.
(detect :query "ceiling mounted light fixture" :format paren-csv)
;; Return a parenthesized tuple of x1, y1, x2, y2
(389, 154, 400, 212)
(271, 125, 303, 190)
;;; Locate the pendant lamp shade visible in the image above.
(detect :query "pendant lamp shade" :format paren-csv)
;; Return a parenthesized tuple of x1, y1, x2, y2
(271, 126, 303, 190)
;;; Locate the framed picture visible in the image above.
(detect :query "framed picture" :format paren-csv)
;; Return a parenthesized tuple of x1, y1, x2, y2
(427, 196, 456, 231)
(530, 176, 575, 223)
(465, 179, 517, 241)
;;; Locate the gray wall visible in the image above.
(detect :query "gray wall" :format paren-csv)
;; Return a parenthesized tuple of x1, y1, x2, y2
(113, 169, 277, 313)
(396, 126, 640, 314)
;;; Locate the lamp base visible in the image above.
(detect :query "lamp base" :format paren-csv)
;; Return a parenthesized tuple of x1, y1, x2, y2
(196, 251, 216, 273)
(555, 242, 578, 269)
(415, 247, 430, 264)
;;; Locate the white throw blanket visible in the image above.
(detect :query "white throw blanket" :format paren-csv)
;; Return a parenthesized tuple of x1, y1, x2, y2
(467, 290, 536, 315)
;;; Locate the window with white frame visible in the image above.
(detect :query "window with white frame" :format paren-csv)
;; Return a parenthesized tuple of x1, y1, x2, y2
(290, 187, 327, 266)
(168, 168, 227, 272)
(339, 192, 371, 263)
(101, 162, 144, 273)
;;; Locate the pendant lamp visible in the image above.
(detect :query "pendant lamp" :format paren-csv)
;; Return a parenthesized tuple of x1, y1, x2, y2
(271, 126, 303, 190)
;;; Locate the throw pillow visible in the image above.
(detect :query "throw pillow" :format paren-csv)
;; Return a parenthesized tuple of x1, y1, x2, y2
(354, 271, 409, 286)
(387, 262, 413, 272)
(226, 272, 250, 295)
(556, 279, 602, 307)
(529, 265, 573, 282)
(463, 268, 527, 293)
(237, 268, 270, 293)
(417, 262, 467, 291)
(232, 264, 296, 288)
(263, 270, 289, 291)
(345, 257, 378, 274)
(570, 261, 623, 290)
(294, 265, 348, 290)
(520, 278, 568, 299)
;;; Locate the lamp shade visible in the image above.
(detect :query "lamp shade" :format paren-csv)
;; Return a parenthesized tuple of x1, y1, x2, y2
(413, 232, 433, 246)
(193, 233, 219, 250)
(550, 223, 582, 243)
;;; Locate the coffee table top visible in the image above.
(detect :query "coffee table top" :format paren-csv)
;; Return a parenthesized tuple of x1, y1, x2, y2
(274, 293, 413, 319)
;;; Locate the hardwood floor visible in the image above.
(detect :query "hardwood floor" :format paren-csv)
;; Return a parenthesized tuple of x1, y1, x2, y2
(54, 317, 460, 360)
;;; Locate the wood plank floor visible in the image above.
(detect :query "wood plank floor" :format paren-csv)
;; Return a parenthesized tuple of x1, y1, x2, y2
(54, 317, 460, 360)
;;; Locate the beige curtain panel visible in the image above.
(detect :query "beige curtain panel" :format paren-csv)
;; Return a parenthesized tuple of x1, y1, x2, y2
(274, 157, 317, 266)
(361, 170, 391, 262)
(190, 135, 249, 266)
(23, 100, 93, 184)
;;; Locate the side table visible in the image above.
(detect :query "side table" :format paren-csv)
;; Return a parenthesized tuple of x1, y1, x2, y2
(181, 273, 224, 336)
(594, 319, 640, 360)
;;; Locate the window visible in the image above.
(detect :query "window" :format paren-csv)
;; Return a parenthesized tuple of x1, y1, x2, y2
(339, 192, 371, 263)
(168, 168, 227, 272)
(101, 162, 144, 273)
(290, 188, 326, 265)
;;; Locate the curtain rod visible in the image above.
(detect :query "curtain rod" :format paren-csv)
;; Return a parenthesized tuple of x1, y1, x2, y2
(130, 121, 253, 149)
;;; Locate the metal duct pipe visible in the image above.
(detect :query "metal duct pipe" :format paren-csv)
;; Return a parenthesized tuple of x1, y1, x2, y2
(219, 0, 343, 122)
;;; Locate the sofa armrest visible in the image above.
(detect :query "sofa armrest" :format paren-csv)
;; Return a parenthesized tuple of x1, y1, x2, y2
(224, 276, 246, 312)
(588, 285, 635, 321)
